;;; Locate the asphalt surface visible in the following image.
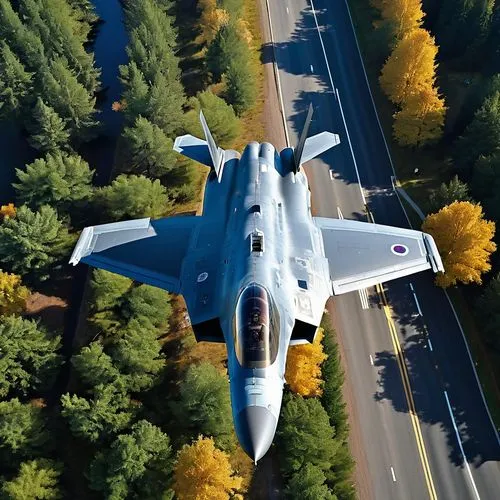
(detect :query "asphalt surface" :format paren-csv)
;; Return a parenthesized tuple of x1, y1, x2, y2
(264, 0, 500, 498)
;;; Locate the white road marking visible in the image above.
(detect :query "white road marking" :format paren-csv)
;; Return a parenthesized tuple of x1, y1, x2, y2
(409, 283, 423, 316)
(369, 354, 374, 366)
(310, 64, 314, 72)
(329, 169, 334, 180)
(444, 391, 481, 499)
(358, 288, 369, 309)
(427, 339, 433, 352)
(390, 466, 397, 482)
(286, 6, 289, 13)
(337, 206, 344, 219)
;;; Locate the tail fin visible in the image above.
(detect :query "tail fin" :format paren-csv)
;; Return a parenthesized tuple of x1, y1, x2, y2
(172, 111, 225, 182)
(293, 104, 340, 172)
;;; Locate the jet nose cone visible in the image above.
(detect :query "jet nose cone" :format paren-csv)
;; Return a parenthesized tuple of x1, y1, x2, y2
(236, 406, 277, 463)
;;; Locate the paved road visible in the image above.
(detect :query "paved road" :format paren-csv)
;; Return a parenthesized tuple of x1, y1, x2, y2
(264, 0, 500, 498)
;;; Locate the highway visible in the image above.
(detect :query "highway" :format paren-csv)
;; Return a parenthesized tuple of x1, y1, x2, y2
(262, 0, 500, 498)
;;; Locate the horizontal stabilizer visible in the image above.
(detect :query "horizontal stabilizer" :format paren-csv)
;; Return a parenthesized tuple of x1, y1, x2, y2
(173, 134, 214, 168)
(301, 132, 340, 165)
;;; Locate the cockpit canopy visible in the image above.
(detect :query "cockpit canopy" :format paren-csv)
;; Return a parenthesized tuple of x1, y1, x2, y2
(233, 283, 279, 369)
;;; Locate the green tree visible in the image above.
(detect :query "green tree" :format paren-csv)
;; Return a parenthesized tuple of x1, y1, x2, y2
(0, 315, 61, 398)
(90, 269, 133, 313)
(277, 394, 337, 475)
(40, 57, 98, 142)
(477, 274, 500, 351)
(88, 420, 174, 499)
(14, 152, 94, 211)
(285, 463, 335, 500)
(226, 58, 256, 115)
(0, 205, 75, 280)
(26, 98, 70, 153)
(176, 362, 235, 450)
(471, 152, 500, 220)
(1, 459, 62, 500)
(428, 175, 472, 214)
(184, 91, 241, 147)
(110, 319, 164, 392)
(320, 319, 348, 442)
(72, 342, 121, 388)
(0, 399, 52, 462)
(0, 41, 33, 119)
(119, 61, 149, 121)
(61, 383, 134, 442)
(454, 91, 500, 174)
(122, 117, 176, 178)
(95, 175, 171, 220)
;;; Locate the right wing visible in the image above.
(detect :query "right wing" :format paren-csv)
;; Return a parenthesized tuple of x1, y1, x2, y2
(314, 217, 443, 295)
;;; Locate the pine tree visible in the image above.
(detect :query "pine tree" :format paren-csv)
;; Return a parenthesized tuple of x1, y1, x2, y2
(0, 315, 61, 398)
(14, 152, 94, 211)
(285, 463, 335, 500)
(379, 28, 438, 105)
(27, 98, 70, 153)
(119, 61, 150, 121)
(1, 459, 62, 500)
(0, 205, 75, 280)
(471, 152, 500, 220)
(72, 342, 122, 388)
(95, 175, 172, 220)
(122, 117, 176, 178)
(0, 41, 33, 119)
(422, 201, 496, 287)
(0, 269, 30, 316)
(428, 175, 472, 214)
(90, 269, 133, 313)
(393, 87, 446, 147)
(173, 437, 242, 500)
(226, 58, 257, 115)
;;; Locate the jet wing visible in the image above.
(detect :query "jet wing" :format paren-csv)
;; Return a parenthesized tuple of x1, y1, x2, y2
(314, 217, 444, 295)
(69, 216, 202, 294)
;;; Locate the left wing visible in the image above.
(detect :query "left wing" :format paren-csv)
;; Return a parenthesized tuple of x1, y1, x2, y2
(314, 217, 443, 295)
(69, 216, 202, 294)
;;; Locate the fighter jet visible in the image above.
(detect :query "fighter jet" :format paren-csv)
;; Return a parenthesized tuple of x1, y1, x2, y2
(70, 106, 443, 463)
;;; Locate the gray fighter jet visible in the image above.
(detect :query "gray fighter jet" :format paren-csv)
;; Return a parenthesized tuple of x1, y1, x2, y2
(70, 106, 443, 463)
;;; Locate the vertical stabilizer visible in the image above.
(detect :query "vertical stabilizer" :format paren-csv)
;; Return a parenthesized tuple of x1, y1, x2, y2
(200, 110, 224, 181)
(293, 103, 314, 172)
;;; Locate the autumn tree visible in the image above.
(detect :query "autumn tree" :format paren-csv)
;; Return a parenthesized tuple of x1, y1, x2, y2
(122, 116, 177, 178)
(88, 420, 174, 499)
(477, 274, 500, 351)
(61, 383, 135, 442)
(198, 0, 230, 43)
(422, 201, 496, 287)
(277, 394, 337, 475)
(379, 29, 438, 105)
(14, 152, 94, 211)
(173, 436, 243, 500)
(380, 0, 425, 40)
(0, 399, 52, 463)
(0, 203, 16, 219)
(95, 175, 171, 220)
(285, 329, 327, 397)
(183, 91, 241, 147)
(0, 269, 30, 316)
(27, 98, 70, 153)
(0, 315, 61, 398)
(176, 362, 235, 450)
(393, 87, 446, 146)
(428, 175, 472, 213)
(285, 463, 335, 500)
(1, 459, 62, 500)
(0, 205, 75, 280)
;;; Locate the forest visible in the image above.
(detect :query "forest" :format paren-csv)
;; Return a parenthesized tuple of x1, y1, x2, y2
(0, 0, 354, 498)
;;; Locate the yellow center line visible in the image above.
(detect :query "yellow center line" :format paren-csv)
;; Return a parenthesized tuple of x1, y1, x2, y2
(376, 284, 438, 500)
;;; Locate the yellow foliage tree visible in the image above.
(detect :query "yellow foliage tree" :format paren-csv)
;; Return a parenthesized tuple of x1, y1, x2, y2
(0, 203, 16, 220)
(422, 201, 496, 288)
(173, 436, 243, 500)
(199, 0, 230, 43)
(285, 328, 327, 397)
(393, 87, 446, 146)
(381, 0, 425, 40)
(0, 269, 30, 315)
(379, 28, 438, 105)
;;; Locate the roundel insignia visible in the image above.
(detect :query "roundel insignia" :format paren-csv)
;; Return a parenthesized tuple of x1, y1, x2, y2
(391, 244, 409, 256)
(197, 272, 208, 283)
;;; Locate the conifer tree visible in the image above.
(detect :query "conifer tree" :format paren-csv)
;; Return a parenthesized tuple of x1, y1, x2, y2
(0, 205, 75, 280)
(285, 463, 335, 500)
(90, 269, 133, 313)
(119, 61, 150, 121)
(471, 152, 500, 220)
(226, 58, 256, 115)
(477, 274, 500, 350)
(14, 152, 94, 211)
(27, 98, 70, 153)
(428, 175, 472, 214)
(0, 41, 33, 119)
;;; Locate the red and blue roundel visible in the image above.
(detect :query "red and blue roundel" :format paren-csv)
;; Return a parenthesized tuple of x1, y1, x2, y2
(391, 244, 409, 256)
